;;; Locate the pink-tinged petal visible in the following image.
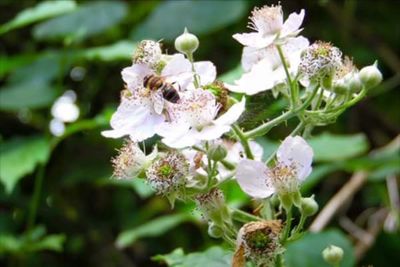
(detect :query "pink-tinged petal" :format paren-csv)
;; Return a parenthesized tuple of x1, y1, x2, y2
(225, 59, 274, 95)
(129, 113, 164, 141)
(161, 53, 192, 77)
(250, 141, 264, 161)
(277, 135, 313, 181)
(281, 9, 305, 37)
(236, 159, 274, 199)
(233, 32, 275, 49)
(194, 61, 216, 85)
(121, 64, 152, 89)
(214, 97, 245, 126)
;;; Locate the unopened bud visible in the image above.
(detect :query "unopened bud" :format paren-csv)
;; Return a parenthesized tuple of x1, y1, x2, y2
(359, 62, 382, 89)
(300, 195, 319, 217)
(322, 245, 344, 266)
(208, 222, 224, 238)
(175, 28, 199, 55)
(348, 74, 363, 93)
(207, 144, 227, 161)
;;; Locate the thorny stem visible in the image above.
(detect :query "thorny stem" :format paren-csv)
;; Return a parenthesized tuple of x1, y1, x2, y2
(232, 124, 254, 159)
(276, 45, 296, 109)
(281, 206, 293, 244)
(231, 208, 262, 223)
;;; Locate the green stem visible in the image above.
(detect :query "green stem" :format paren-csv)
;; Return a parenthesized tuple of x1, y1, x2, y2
(281, 207, 293, 244)
(186, 52, 200, 88)
(245, 110, 295, 139)
(232, 124, 254, 159)
(231, 208, 262, 223)
(276, 45, 296, 109)
(27, 163, 46, 230)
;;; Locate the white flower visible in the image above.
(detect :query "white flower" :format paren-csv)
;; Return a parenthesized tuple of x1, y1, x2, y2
(226, 37, 309, 95)
(157, 90, 246, 148)
(236, 136, 313, 199)
(102, 54, 217, 142)
(49, 90, 79, 136)
(233, 5, 305, 49)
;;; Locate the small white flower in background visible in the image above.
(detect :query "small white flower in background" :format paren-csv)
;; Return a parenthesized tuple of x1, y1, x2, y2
(226, 36, 309, 95)
(49, 90, 79, 136)
(236, 136, 313, 199)
(112, 141, 157, 179)
(233, 4, 305, 48)
(157, 90, 245, 148)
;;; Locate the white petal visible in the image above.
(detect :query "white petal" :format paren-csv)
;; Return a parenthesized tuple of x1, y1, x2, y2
(162, 53, 192, 77)
(129, 113, 164, 142)
(121, 64, 152, 89)
(277, 135, 313, 181)
(281, 9, 305, 37)
(233, 32, 275, 48)
(249, 141, 264, 161)
(196, 124, 231, 141)
(214, 97, 245, 126)
(236, 159, 274, 199)
(194, 61, 216, 85)
(241, 47, 269, 72)
(225, 59, 274, 95)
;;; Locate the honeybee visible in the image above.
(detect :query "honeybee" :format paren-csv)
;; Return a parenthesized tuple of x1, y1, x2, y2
(143, 74, 180, 114)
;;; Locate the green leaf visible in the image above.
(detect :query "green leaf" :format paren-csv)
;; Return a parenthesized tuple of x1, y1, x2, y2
(0, 226, 65, 255)
(0, 81, 57, 111)
(285, 229, 355, 267)
(115, 213, 192, 249)
(33, 1, 127, 41)
(153, 246, 233, 267)
(309, 133, 369, 162)
(0, 53, 37, 78)
(131, 0, 247, 41)
(301, 163, 344, 193)
(219, 65, 243, 83)
(80, 41, 136, 62)
(0, 136, 50, 193)
(0, 1, 77, 35)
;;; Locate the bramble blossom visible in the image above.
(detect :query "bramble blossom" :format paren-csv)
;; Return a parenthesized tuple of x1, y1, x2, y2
(156, 90, 246, 148)
(236, 136, 313, 199)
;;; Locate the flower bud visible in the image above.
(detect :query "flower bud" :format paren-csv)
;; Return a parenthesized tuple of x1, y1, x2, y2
(208, 222, 224, 238)
(348, 74, 363, 93)
(322, 245, 344, 266)
(207, 144, 227, 161)
(300, 195, 319, 217)
(359, 62, 382, 89)
(174, 28, 199, 55)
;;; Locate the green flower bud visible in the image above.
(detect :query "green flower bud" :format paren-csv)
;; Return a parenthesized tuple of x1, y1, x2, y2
(300, 195, 319, 217)
(348, 74, 363, 93)
(174, 28, 199, 55)
(208, 222, 224, 238)
(322, 245, 344, 266)
(332, 79, 349, 95)
(359, 62, 382, 89)
(207, 144, 227, 161)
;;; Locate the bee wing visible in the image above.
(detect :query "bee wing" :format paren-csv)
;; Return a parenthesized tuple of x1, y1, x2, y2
(151, 91, 165, 114)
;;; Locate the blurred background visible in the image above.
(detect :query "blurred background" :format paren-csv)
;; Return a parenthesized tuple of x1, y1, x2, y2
(0, 0, 399, 266)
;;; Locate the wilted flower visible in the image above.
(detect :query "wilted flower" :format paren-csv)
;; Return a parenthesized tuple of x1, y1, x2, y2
(233, 220, 282, 267)
(233, 4, 305, 48)
(195, 188, 230, 225)
(299, 41, 343, 87)
(236, 136, 313, 200)
(146, 151, 189, 196)
(157, 90, 245, 148)
(132, 40, 162, 69)
(112, 141, 157, 179)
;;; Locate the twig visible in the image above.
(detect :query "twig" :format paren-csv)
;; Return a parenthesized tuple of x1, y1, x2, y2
(309, 171, 368, 232)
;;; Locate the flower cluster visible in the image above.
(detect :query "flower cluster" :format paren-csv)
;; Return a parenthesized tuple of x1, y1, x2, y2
(102, 3, 382, 266)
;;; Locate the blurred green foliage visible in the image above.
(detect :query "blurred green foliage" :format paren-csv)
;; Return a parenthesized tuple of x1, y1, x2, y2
(0, 0, 399, 266)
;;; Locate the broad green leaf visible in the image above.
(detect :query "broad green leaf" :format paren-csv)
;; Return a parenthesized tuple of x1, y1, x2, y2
(80, 41, 136, 62)
(309, 133, 369, 162)
(116, 213, 192, 249)
(0, 81, 57, 111)
(0, 226, 65, 255)
(0, 136, 50, 193)
(0, 54, 37, 78)
(153, 246, 233, 267)
(33, 1, 127, 41)
(285, 229, 355, 267)
(0, 1, 77, 35)
(131, 0, 247, 41)
(301, 164, 344, 193)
